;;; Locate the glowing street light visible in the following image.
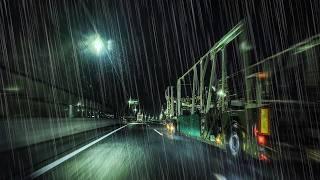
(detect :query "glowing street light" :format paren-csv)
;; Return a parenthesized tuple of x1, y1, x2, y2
(106, 40, 113, 51)
(128, 98, 139, 106)
(93, 36, 104, 55)
(85, 34, 113, 56)
(91, 35, 105, 55)
(217, 89, 226, 97)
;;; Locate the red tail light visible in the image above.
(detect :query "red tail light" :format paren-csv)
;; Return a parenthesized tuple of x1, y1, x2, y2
(257, 72, 269, 80)
(259, 153, 269, 161)
(257, 134, 267, 146)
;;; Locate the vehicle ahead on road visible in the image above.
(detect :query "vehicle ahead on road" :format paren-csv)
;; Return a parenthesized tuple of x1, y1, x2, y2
(122, 115, 136, 124)
(164, 119, 176, 134)
(137, 112, 144, 122)
(164, 21, 320, 162)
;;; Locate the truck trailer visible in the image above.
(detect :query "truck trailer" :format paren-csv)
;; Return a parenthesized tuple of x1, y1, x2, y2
(164, 21, 320, 162)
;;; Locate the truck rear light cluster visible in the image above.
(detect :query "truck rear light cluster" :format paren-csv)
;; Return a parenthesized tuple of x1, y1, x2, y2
(254, 107, 271, 146)
(259, 107, 270, 135)
(257, 72, 269, 80)
(258, 153, 269, 161)
(257, 134, 267, 146)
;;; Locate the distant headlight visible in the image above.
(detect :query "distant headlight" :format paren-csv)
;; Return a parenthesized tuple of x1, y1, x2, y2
(170, 125, 175, 131)
(167, 123, 174, 131)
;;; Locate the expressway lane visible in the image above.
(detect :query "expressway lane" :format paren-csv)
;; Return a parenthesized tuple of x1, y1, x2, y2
(34, 123, 317, 180)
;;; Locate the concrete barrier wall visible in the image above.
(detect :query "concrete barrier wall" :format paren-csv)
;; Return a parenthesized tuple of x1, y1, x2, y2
(0, 118, 121, 152)
(0, 68, 113, 118)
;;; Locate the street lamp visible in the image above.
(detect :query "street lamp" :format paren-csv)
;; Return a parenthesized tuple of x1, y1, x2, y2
(86, 34, 113, 56)
(106, 40, 113, 51)
(128, 98, 139, 108)
(93, 35, 104, 55)
(217, 89, 226, 97)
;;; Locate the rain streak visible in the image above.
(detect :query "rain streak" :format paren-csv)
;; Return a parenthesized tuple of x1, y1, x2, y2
(0, 0, 319, 179)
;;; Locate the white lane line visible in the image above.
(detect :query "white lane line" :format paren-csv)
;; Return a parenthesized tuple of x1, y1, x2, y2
(214, 173, 227, 180)
(153, 129, 163, 136)
(28, 124, 128, 179)
(129, 122, 145, 125)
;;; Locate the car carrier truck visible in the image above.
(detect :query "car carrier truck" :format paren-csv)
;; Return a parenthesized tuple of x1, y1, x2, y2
(164, 21, 320, 162)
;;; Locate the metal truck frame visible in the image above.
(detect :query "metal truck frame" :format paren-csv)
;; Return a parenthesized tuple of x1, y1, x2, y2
(169, 20, 320, 161)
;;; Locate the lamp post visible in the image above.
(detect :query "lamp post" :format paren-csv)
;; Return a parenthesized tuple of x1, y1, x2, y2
(128, 97, 139, 115)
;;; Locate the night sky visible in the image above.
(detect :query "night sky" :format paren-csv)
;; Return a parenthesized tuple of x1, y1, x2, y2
(1, 0, 319, 114)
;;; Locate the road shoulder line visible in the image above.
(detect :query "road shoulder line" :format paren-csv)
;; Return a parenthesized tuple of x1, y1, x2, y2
(28, 124, 128, 179)
(153, 129, 163, 136)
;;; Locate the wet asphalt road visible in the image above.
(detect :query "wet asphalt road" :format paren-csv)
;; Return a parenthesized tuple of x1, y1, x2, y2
(35, 123, 319, 180)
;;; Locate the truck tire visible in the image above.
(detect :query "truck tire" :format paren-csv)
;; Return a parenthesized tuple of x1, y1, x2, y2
(226, 124, 243, 158)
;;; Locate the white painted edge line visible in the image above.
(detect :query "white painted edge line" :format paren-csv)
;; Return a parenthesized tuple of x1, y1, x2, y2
(129, 122, 145, 125)
(214, 173, 227, 180)
(153, 129, 163, 136)
(28, 124, 128, 179)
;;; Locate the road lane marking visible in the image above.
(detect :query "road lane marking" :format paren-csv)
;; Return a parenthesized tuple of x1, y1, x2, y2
(28, 124, 128, 179)
(153, 129, 163, 136)
(129, 122, 145, 125)
(214, 173, 227, 180)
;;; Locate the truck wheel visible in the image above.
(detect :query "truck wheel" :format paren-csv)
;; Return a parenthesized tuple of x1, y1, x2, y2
(227, 127, 242, 158)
